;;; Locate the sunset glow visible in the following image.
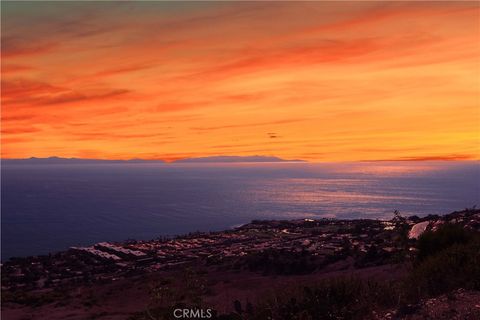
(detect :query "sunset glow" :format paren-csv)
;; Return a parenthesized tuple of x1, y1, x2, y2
(1, 1, 479, 161)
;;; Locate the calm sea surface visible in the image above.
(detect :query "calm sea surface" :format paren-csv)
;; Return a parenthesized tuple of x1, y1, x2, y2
(2, 161, 479, 260)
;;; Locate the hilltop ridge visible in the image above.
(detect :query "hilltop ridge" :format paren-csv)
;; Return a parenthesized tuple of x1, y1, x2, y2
(173, 155, 305, 163)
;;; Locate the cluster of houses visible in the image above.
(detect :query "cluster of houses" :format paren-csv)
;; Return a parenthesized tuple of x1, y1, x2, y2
(70, 246, 122, 261)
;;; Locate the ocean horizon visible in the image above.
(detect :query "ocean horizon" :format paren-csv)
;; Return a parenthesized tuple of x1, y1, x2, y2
(2, 161, 479, 260)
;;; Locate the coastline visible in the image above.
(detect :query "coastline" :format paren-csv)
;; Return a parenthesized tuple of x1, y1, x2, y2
(2, 208, 479, 319)
(3, 208, 478, 262)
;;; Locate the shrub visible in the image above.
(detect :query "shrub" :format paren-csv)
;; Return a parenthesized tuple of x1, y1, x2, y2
(406, 238, 480, 298)
(416, 223, 476, 262)
(251, 277, 398, 320)
(1, 289, 69, 307)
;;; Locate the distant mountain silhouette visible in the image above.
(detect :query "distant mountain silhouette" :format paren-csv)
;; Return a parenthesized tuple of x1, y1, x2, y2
(1, 157, 165, 164)
(174, 156, 305, 163)
(2, 156, 306, 164)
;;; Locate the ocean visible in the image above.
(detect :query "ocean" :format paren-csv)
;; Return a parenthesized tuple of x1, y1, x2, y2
(1, 161, 479, 260)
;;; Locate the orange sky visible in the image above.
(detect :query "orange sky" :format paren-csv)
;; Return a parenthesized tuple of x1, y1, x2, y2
(1, 1, 479, 162)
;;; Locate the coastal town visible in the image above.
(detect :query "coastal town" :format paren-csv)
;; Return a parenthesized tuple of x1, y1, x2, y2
(2, 208, 479, 293)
